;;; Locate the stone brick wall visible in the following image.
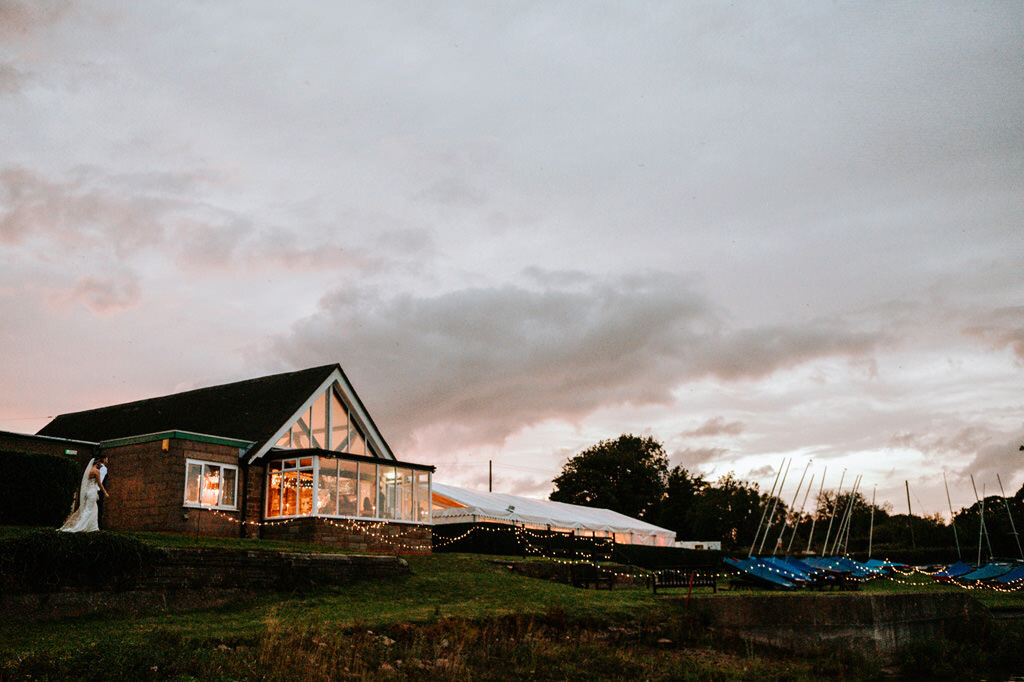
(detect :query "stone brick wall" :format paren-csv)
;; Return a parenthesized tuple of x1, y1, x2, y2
(1, 547, 409, 621)
(102, 437, 244, 537)
(261, 516, 432, 553)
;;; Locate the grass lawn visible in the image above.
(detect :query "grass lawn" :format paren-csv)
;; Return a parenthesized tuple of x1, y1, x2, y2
(2, 527, 1023, 680)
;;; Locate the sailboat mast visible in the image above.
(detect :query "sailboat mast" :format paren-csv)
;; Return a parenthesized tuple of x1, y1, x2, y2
(997, 474, 1024, 561)
(839, 475, 862, 556)
(944, 472, 961, 561)
(821, 469, 846, 556)
(749, 458, 785, 557)
(868, 485, 876, 559)
(805, 467, 827, 554)
(787, 472, 815, 555)
(905, 481, 916, 550)
(833, 474, 860, 556)
(774, 459, 811, 556)
(971, 475, 993, 563)
(758, 458, 792, 555)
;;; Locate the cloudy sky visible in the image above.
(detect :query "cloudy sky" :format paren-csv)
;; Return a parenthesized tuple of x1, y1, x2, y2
(2, 1, 1022, 518)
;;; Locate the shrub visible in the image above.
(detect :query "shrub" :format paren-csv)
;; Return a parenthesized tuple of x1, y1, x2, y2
(0, 529, 164, 593)
(0, 450, 80, 527)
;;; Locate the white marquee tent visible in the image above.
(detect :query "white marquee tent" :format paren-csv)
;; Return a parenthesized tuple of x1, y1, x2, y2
(431, 482, 677, 547)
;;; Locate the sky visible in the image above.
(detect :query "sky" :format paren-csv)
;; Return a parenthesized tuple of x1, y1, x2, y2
(2, 1, 1023, 521)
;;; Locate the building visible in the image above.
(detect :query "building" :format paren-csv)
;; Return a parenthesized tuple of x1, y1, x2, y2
(0, 364, 433, 552)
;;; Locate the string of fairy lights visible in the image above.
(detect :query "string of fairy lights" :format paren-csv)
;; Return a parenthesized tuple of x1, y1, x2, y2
(190, 509, 1024, 590)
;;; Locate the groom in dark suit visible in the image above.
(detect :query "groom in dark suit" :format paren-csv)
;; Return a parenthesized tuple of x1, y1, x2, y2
(95, 454, 108, 529)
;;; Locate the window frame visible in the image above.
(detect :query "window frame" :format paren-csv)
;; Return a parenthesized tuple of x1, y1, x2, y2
(183, 458, 240, 510)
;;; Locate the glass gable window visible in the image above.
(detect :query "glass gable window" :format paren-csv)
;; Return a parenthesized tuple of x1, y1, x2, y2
(184, 459, 239, 510)
(265, 455, 430, 523)
(274, 384, 372, 456)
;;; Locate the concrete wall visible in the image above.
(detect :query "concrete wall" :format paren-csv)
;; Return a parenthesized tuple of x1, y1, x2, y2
(686, 592, 992, 659)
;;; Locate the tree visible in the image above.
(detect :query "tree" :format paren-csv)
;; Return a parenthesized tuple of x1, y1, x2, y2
(657, 466, 706, 538)
(550, 434, 668, 521)
(687, 472, 766, 551)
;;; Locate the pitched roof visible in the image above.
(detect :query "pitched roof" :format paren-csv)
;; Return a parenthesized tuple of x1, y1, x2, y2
(38, 365, 340, 455)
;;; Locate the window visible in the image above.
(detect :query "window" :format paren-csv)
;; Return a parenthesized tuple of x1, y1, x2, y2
(273, 384, 372, 455)
(184, 459, 239, 510)
(264, 455, 431, 522)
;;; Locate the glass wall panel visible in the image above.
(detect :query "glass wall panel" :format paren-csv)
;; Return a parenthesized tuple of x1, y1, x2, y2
(282, 471, 298, 515)
(379, 465, 397, 520)
(311, 392, 327, 449)
(348, 424, 366, 456)
(291, 411, 311, 449)
(298, 469, 314, 515)
(338, 459, 358, 516)
(185, 462, 202, 505)
(274, 431, 290, 448)
(415, 471, 430, 522)
(266, 462, 282, 517)
(358, 463, 376, 517)
(400, 468, 414, 521)
(317, 457, 338, 515)
(221, 467, 237, 507)
(330, 391, 348, 452)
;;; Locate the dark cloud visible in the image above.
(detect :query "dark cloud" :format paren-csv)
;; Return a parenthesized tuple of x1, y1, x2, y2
(682, 417, 744, 438)
(672, 447, 730, 469)
(266, 273, 885, 449)
(959, 426, 1024, 484)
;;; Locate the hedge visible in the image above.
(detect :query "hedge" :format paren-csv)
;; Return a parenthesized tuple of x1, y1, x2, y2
(0, 450, 80, 527)
(0, 529, 164, 593)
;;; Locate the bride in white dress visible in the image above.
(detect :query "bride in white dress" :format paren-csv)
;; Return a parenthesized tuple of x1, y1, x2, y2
(59, 458, 108, 533)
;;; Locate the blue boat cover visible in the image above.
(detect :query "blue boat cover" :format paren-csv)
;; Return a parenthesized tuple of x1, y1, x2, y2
(993, 565, 1024, 584)
(931, 561, 973, 578)
(960, 564, 1014, 581)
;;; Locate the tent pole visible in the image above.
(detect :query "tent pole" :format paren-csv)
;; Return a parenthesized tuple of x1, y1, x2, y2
(997, 473, 1024, 561)
(944, 472, 961, 561)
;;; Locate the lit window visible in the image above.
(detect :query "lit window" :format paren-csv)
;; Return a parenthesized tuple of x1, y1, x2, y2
(183, 459, 239, 510)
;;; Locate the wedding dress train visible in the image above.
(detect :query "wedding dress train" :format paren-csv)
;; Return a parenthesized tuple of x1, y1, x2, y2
(59, 458, 100, 533)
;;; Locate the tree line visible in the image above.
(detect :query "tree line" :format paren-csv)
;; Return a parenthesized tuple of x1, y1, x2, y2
(549, 434, 1024, 560)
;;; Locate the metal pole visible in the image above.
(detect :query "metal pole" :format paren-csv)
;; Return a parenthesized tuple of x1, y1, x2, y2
(944, 472, 961, 561)
(749, 458, 785, 557)
(840, 475, 862, 556)
(759, 458, 791, 555)
(997, 474, 1024, 561)
(774, 459, 811, 556)
(868, 485, 876, 559)
(787, 472, 814, 555)
(805, 467, 827, 554)
(971, 475, 993, 563)
(821, 469, 845, 557)
(489, 460, 492, 492)
(905, 481, 916, 550)
(833, 474, 859, 556)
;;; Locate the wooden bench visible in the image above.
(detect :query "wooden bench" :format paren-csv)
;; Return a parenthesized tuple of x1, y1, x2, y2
(568, 563, 615, 590)
(649, 568, 717, 594)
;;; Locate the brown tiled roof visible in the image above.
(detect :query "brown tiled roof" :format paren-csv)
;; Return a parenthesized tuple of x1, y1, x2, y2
(37, 365, 339, 456)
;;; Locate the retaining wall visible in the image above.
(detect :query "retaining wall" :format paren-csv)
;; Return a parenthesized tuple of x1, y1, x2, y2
(684, 592, 991, 659)
(3, 546, 408, 621)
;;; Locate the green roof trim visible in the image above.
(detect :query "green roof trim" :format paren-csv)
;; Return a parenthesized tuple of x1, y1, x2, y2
(99, 430, 254, 450)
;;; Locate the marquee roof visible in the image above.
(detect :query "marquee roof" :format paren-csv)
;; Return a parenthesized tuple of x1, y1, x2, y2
(431, 482, 676, 541)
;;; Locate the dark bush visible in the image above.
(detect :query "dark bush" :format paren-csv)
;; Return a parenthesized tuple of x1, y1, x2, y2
(0, 450, 80, 527)
(0, 529, 164, 593)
